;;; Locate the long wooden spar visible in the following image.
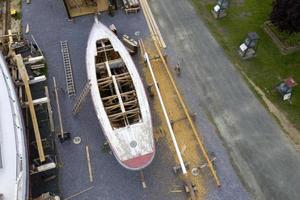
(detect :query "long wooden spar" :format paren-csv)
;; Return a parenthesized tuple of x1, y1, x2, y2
(15, 54, 45, 162)
(139, 1, 221, 184)
(153, 41, 221, 187)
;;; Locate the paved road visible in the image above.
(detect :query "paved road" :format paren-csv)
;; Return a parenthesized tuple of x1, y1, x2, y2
(22, 0, 185, 199)
(150, 0, 300, 199)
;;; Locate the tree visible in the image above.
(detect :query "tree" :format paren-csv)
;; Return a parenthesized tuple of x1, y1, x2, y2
(270, 0, 300, 33)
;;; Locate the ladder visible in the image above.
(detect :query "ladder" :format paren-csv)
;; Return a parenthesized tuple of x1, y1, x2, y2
(72, 80, 91, 115)
(60, 41, 75, 97)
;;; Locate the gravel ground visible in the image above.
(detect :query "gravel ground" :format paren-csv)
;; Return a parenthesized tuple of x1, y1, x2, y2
(149, 0, 300, 199)
(22, 0, 185, 199)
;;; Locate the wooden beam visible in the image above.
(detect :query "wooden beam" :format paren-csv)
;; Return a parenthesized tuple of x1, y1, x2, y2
(140, 0, 166, 48)
(7, 30, 14, 46)
(101, 90, 135, 101)
(97, 44, 113, 50)
(97, 76, 112, 83)
(98, 79, 113, 87)
(0, 33, 18, 38)
(97, 47, 114, 53)
(96, 58, 123, 68)
(22, 97, 48, 107)
(85, 146, 93, 182)
(112, 76, 125, 111)
(15, 54, 45, 162)
(16, 75, 47, 86)
(53, 77, 64, 138)
(108, 108, 139, 119)
(150, 38, 221, 186)
(105, 104, 121, 112)
(45, 86, 55, 132)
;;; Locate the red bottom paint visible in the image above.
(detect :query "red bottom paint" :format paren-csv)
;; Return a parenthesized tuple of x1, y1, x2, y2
(122, 152, 154, 170)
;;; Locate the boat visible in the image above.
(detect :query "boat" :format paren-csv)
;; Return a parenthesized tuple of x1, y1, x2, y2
(86, 19, 155, 170)
(0, 52, 28, 199)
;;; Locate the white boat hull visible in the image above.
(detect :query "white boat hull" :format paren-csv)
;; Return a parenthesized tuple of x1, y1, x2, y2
(86, 19, 155, 170)
(0, 52, 28, 200)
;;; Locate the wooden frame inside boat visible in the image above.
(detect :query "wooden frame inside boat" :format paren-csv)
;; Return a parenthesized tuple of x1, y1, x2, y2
(95, 38, 141, 129)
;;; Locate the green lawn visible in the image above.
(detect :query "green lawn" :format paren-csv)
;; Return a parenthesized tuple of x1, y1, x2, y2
(191, 0, 300, 130)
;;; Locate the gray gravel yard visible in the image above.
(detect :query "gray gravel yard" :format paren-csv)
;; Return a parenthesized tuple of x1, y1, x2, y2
(20, 0, 266, 199)
(22, 1, 185, 199)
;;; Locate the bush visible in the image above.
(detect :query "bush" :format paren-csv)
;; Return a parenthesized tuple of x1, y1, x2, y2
(270, 0, 300, 33)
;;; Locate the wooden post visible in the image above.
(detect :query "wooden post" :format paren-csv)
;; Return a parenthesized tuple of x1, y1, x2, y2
(52, 77, 64, 139)
(45, 86, 55, 132)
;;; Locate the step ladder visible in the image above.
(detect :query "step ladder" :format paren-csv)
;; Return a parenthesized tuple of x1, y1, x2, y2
(72, 80, 91, 115)
(60, 41, 75, 97)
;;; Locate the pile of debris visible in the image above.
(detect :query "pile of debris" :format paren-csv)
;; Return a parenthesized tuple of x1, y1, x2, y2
(123, 0, 140, 14)
(4, 32, 60, 199)
(109, 24, 139, 54)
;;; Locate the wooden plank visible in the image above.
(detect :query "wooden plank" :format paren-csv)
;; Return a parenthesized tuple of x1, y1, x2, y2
(143, 51, 187, 174)
(151, 39, 221, 186)
(23, 97, 48, 107)
(112, 75, 126, 113)
(15, 54, 45, 162)
(53, 77, 64, 138)
(45, 86, 55, 132)
(85, 146, 93, 182)
(108, 108, 139, 119)
(140, 0, 166, 48)
(8, 30, 14, 46)
(64, 186, 94, 200)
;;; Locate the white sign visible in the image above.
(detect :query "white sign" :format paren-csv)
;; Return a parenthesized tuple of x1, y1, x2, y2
(214, 5, 221, 12)
(239, 43, 248, 52)
(283, 93, 291, 101)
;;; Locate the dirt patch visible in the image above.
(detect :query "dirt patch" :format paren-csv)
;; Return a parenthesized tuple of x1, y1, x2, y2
(142, 37, 208, 199)
(11, 0, 22, 33)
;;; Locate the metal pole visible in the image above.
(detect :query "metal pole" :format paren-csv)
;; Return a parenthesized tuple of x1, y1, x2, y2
(53, 77, 64, 139)
(144, 52, 187, 174)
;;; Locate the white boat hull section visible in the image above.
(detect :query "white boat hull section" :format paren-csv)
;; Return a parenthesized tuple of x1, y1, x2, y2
(86, 20, 154, 170)
(0, 52, 28, 200)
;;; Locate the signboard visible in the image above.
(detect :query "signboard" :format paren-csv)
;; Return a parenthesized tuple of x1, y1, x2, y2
(283, 93, 291, 101)
(239, 43, 248, 52)
(214, 5, 221, 12)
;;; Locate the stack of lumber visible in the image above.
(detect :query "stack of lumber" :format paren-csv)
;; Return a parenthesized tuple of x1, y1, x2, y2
(140, 0, 166, 49)
(123, 0, 140, 14)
